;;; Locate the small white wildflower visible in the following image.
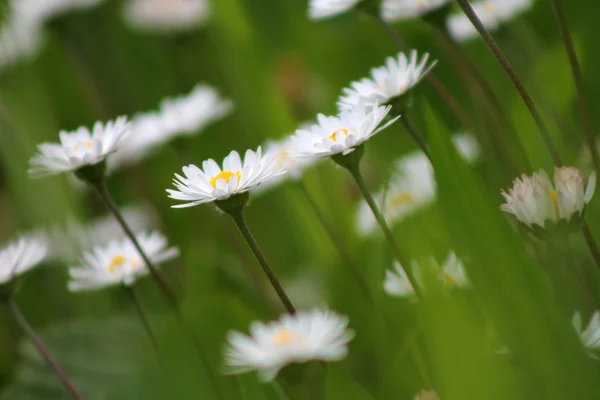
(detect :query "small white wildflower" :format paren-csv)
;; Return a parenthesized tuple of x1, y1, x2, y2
(224, 309, 354, 382)
(573, 311, 600, 357)
(123, 0, 210, 32)
(11, 0, 106, 26)
(382, 0, 451, 22)
(0, 233, 48, 284)
(308, 0, 363, 20)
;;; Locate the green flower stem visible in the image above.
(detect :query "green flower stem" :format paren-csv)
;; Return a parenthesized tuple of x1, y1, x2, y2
(549, 0, 600, 173)
(229, 209, 296, 314)
(581, 222, 600, 275)
(399, 115, 431, 159)
(333, 147, 423, 300)
(91, 181, 179, 309)
(91, 181, 224, 399)
(297, 180, 374, 303)
(374, 16, 478, 138)
(4, 297, 83, 400)
(122, 285, 161, 361)
(454, 0, 562, 166)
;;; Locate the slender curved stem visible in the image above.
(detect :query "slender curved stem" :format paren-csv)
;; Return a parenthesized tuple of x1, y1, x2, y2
(400, 115, 431, 159)
(231, 211, 296, 314)
(123, 285, 161, 360)
(92, 181, 179, 309)
(582, 222, 600, 275)
(454, 0, 562, 165)
(549, 0, 600, 172)
(5, 298, 83, 399)
(347, 166, 423, 300)
(297, 181, 374, 303)
(376, 17, 477, 136)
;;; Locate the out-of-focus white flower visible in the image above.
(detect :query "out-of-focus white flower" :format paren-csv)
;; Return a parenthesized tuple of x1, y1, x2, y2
(357, 151, 435, 236)
(501, 167, 595, 229)
(382, 0, 451, 22)
(168, 147, 285, 207)
(10, 0, 106, 26)
(573, 311, 600, 357)
(50, 204, 158, 262)
(338, 51, 436, 111)
(0, 233, 48, 284)
(384, 252, 468, 298)
(447, 0, 533, 42)
(0, 16, 43, 71)
(452, 132, 480, 163)
(224, 309, 354, 382)
(68, 231, 178, 291)
(308, 0, 362, 20)
(123, 0, 210, 33)
(28, 117, 131, 177)
(414, 390, 439, 400)
(289, 104, 397, 159)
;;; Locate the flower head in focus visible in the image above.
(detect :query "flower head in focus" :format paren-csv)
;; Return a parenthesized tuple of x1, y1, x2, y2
(288, 104, 397, 159)
(501, 167, 595, 233)
(384, 252, 468, 298)
(68, 231, 178, 291)
(338, 51, 436, 112)
(123, 0, 210, 33)
(357, 151, 436, 236)
(573, 311, 600, 358)
(224, 309, 354, 382)
(28, 116, 131, 177)
(382, 0, 451, 23)
(0, 233, 48, 285)
(167, 147, 285, 208)
(447, 0, 533, 42)
(308, 0, 363, 20)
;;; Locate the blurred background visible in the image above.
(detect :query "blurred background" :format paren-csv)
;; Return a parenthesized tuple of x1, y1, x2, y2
(2, 0, 600, 399)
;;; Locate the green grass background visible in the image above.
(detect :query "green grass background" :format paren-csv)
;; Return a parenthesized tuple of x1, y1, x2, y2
(2, 0, 600, 398)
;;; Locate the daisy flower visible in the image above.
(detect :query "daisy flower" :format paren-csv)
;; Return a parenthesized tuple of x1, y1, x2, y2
(10, 0, 106, 26)
(288, 104, 397, 159)
(308, 0, 363, 20)
(357, 151, 436, 236)
(28, 116, 131, 177)
(224, 309, 354, 382)
(447, 0, 533, 42)
(0, 16, 43, 71)
(338, 51, 436, 112)
(573, 311, 600, 357)
(0, 233, 48, 285)
(123, 0, 210, 33)
(501, 167, 596, 229)
(68, 231, 179, 291)
(384, 252, 468, 298)
(382, 0, 451, 23)
(167, 147, 285, 208)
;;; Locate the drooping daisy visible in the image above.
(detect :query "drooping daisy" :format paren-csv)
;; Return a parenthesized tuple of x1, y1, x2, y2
(573, 311, 600, 357)
(501, 167, 596, 229)
(338, 51, 436, 112)
(384, 252, 468, 298)
(10, 0, 106, 26)
(357, 151, 436, 236)
(68, 231, 179, 291)
(382, 0, 451, 23)
(123, 0, 210, 33)
(28, 116, 131, 177)
(308, 0, 363, 20)
(224, 309, 354, 382)
(288, 104, 397, 159)
(0, 233, 48, 284)
(447, 0, 533, 42)
(0, 16, 44, 71)
(167, 147, 285, 208)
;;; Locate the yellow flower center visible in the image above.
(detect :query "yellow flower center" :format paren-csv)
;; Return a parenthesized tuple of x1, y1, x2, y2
(73, 141, 93, 152)
(329, 128, 349, 142)
(273, 328, 295, 346)
(210, 170, 241, 188)
(550, 190, 559, 218)
(444, 272, 456, 285)
(389, 192, 415, 209)
(108, 255, 126, 273)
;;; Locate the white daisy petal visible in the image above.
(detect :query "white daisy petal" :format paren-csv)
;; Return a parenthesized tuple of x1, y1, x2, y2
(382, 0, 451, 22)
(0, 233, 48, 284)
(308, 0, 362, 20)
(123, 0, 210, 33)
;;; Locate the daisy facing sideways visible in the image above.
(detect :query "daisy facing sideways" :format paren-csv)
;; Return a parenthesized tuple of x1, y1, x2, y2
(167, 146, 285, 208)
(224, 309, 354, 382)
(0, 233, 48, 285)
